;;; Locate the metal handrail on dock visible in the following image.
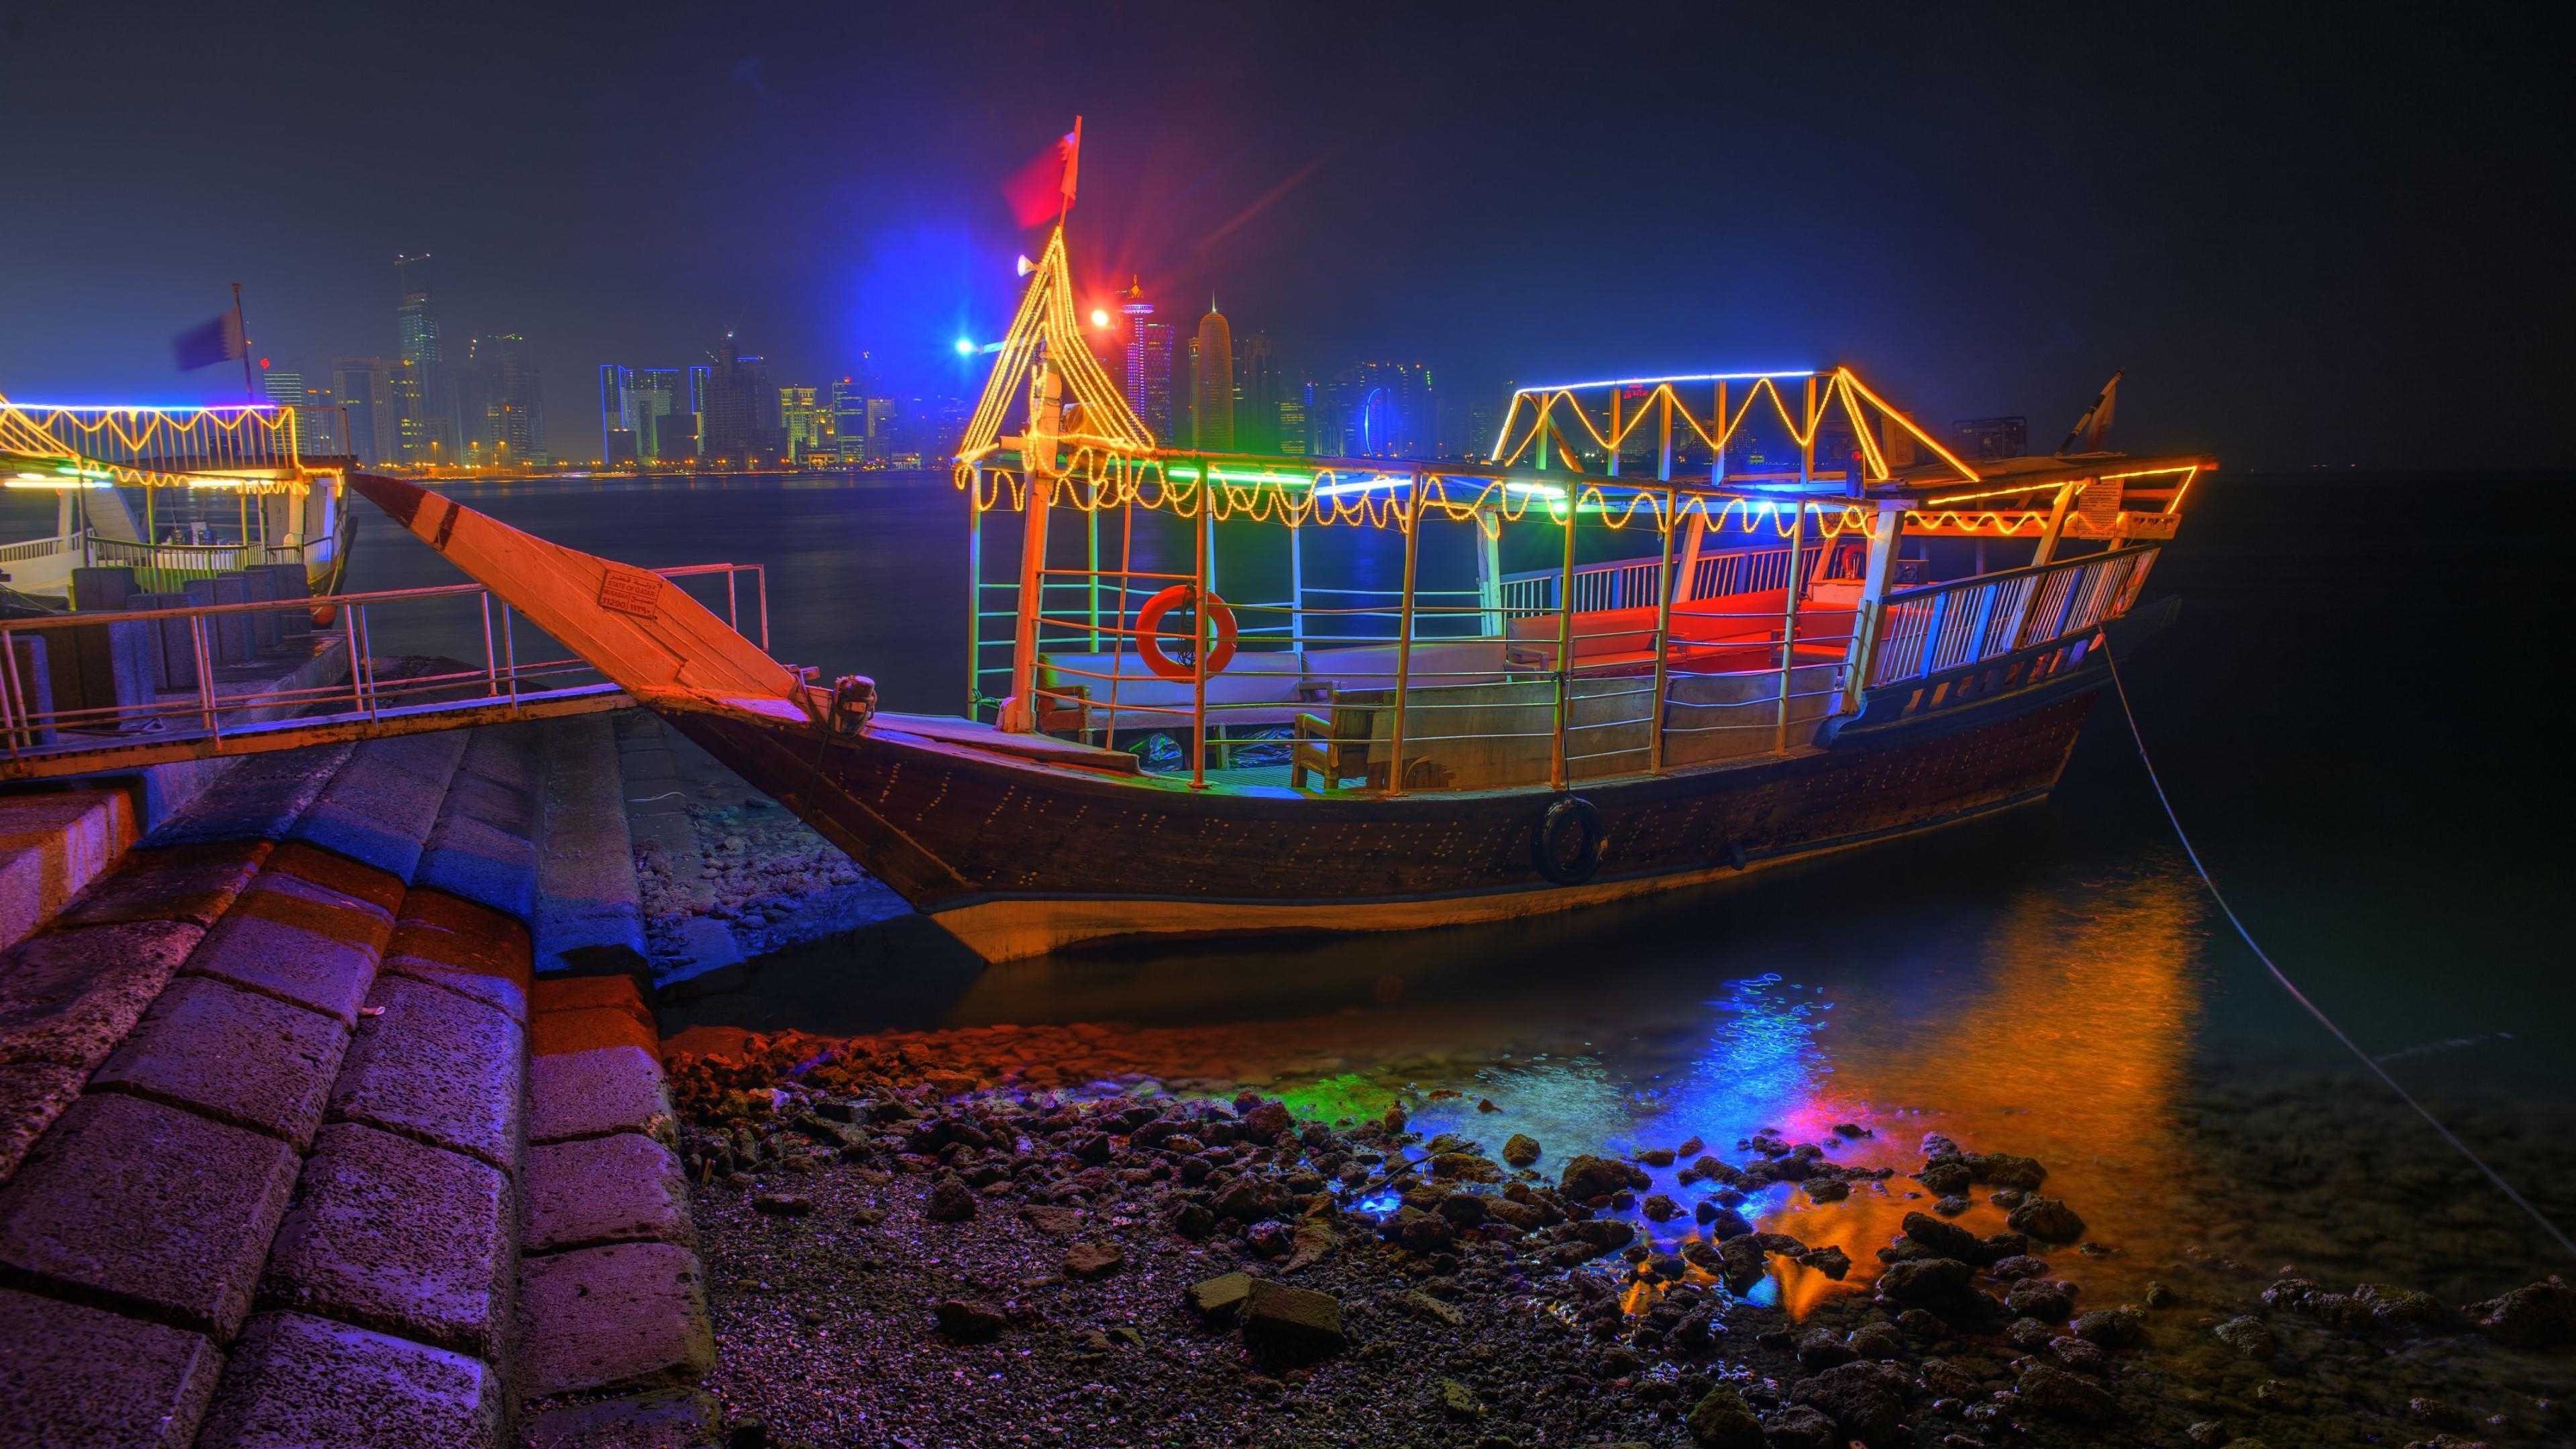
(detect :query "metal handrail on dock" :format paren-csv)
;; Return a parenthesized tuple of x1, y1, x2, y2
(0, 560, 767, 782)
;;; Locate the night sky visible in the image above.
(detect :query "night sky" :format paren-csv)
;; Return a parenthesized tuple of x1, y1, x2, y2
(1, 3, 2564, 468)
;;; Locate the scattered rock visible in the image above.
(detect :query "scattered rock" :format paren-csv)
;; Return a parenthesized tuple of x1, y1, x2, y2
(1501, 1133, 1540, 1167)
(1063, 1240, 1124, 1281)
(2006, 1277, 2076, 1323)
(750, 1193, 812, 1218)
(1559, 1154, 1646, 1199)
(2473, 1279, 2575, 1348)
(932, 1299, 1006, 1342)
(1641, 1193, 1679, 1221)
(1434, 1377, 1481, 1419)
(1185, 1272, 1254, 1326)
(1796, 1327, 1856, 1369)
(925, 1177, 977, 1223)
(1019, 1204, 1085, 1236)
(1683, 1384, 1766, 1448)
(2213, 1316, 2277, 1359)
(2006, 1196, 2086, 1242)
(1240, 1281, 1345, 1362)
(1796, 1246, 1851, 1280)
(1399, 1290, 1462, 1328)
(2071, 1307, 2146, 1348)
(2017, 1362, 2117, 1422)
(1759, 1403, 1839, 1449)
(1788, 1360, 1907, 1446)
(1847, 1322, 1902, 1360)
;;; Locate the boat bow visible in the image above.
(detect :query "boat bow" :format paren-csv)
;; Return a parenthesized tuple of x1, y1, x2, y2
(346, 472, 807, 716)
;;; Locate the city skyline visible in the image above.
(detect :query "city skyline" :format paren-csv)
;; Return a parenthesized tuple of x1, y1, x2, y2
(1, 9, 2565, 470)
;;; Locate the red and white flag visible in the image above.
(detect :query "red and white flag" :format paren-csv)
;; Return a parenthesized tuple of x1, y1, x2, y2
(1002, 117, 1083, 227)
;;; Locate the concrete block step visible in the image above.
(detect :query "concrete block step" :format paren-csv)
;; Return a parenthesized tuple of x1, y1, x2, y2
(327, 972, 525, 1173)
(518, 973, 709, 1402)
(89, 976, 352, 1149)
(0, 919, 209, 1182)
(194, 1311, 503, 1449)
(290, 733, 473, 884)
(0, 1091, 300, 1338)
(258, 1121, 515, 1359)
(380, 891, 535, 1026)
(142, 742, 356, 849)
(535, 716, 645, 978)
(0, 1285, 226, 1449)
(414, 723, 545, 926)
(0, 788, 137, 953)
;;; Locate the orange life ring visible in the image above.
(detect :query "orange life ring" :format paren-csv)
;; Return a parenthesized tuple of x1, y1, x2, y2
(1134, 585, 1238, 682)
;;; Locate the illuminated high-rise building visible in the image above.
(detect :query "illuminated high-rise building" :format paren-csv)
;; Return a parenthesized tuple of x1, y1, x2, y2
(333, 358, 395, 467)
(1236, 330, 1277, 453)
(697, 336, 764, 462)
(780, 386, 829, 461)
(1118, 278, 1173, 443)
(599, 364, 635, 464)
(1193, 301, 1234, 450)
(393, 254, 462, 464)
(474, 334, 545, 464)
(1275, 397, 1308, 457)
(830, 376, 870, 464)
(634, 369, 683, 460)
(1316, 361, 1433, 458)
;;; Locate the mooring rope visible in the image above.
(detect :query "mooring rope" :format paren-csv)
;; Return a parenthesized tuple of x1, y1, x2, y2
(2101, 642, 2576, 1259)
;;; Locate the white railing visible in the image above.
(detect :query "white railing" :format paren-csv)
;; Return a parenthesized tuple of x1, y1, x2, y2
(1498, 543, 1825, 617)
(0, 533, 85, 566)
(1868, 545, 2159, 688)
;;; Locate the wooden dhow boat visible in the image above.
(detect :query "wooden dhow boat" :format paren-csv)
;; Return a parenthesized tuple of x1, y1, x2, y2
(350, 229, 2209, 963)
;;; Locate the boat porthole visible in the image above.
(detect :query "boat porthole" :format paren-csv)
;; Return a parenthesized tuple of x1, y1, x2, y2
(1532, 796, 1605, 885)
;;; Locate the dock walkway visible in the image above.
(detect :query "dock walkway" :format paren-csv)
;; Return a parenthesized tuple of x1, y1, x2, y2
(0, 717, 710, 1448)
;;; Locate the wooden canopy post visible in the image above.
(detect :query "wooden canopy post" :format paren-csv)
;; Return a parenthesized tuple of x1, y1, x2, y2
(1389, 470, 1424, 796)
(1289, 507, 1305, 649)
(1842, 498, 1909, 712)
(1658, 389, 1674, 483)
(1473, 506, 1503, 641)
(1776, 498, 1806, 754)
(1650, 485, 1677, 773)
(1551, 481, 1577, 790)
(967, 469, 985, 718)
(1607, 390, 1621, 477)
(1002, 363, 1063, 733)
(1190, 462, 1210, 790)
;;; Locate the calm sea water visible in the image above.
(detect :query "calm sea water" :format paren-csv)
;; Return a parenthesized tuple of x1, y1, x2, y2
(315, 470, 2576, 1302)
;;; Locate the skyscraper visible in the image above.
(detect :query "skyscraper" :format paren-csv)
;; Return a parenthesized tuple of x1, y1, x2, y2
(600, 364, 636, 464)
(474, 334, 544, 463)
(1236, 330, 1277, 453)
(393, 254, 461, 464)
(830, 377, 871, 464)
(1315, 361, 1433, 458)
(635, 369, 684, 460)
(333, 358, 395, 467)
(780, 386, 828, 461)
(1193, 301, 1233, 450)
(1118, 278, 1173, 443)
(696, 335, 763, 462)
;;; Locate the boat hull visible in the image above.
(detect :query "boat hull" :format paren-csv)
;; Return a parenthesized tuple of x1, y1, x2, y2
(653, 635, 2125, 963)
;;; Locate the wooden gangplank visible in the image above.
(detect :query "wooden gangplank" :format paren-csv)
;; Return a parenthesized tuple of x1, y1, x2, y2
(0, 683, 631, 783)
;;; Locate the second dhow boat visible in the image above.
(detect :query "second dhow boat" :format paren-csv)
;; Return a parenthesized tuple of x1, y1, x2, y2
(350, 232, 2208, 963)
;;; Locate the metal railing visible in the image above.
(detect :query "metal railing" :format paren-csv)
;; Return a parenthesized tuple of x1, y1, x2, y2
(0, 559, 766, 779)
(1498, 543, 1827, 617)
(1868, 544, 2159, 688)
(2, 402, 349, 474)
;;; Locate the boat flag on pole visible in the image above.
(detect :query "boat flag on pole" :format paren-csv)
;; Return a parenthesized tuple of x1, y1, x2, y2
(1002, 117, 1083, 227)
(172, 299, 246, 372)
(2056, 369, 2123, 455)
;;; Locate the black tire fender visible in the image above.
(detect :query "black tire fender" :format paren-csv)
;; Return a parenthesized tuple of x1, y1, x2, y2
(1531, 796, 1606, 885)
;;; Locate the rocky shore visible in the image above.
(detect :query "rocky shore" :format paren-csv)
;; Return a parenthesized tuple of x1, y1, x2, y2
(533, 1028, 2576, 1449)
